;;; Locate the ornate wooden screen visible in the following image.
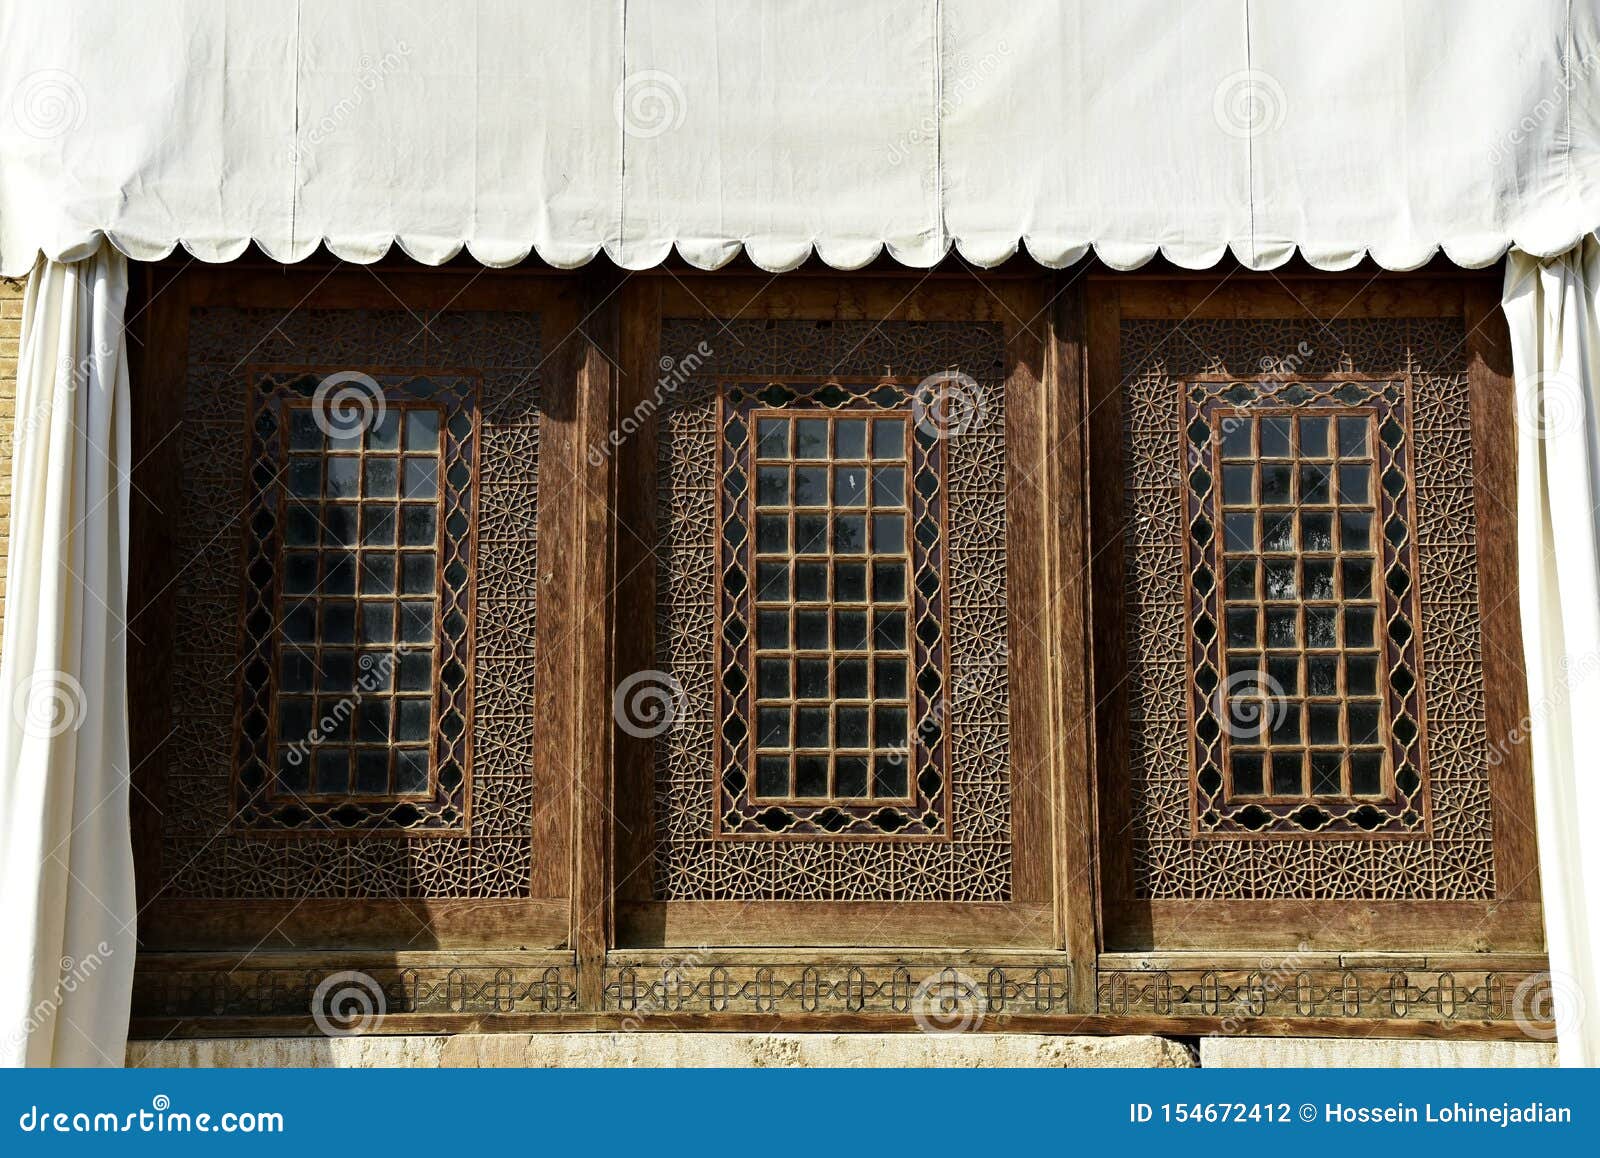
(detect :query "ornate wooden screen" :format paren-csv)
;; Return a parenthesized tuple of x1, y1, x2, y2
(130, 273, 575, 985)
(1089, 281, 1544, 990)
(611, 281, 1064, 961)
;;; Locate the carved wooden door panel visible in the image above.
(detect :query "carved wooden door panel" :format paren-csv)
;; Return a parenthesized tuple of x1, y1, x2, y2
(612, 280, 1070, 968)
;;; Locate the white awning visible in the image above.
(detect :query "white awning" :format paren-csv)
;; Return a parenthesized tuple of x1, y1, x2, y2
(1, 0, 1596, 278)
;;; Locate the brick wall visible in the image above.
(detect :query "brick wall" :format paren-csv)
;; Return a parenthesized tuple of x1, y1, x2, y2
(0, 277, 21, 628)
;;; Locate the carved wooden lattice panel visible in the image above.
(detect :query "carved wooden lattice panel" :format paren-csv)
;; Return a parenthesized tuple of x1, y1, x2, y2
(654, 320, 1011, 901)
(1120, 318, 1493, 900)
(161, 308, 541, 899)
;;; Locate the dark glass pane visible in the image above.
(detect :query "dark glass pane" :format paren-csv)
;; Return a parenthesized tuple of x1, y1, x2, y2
(1270, 703, 1302, 746)
(796, 658, 829, 697)
(872, 466, 905, 506)
(289, 410, 324, 451)
(1262, 513, 1295, 552)
(872, 561, 906, 602)
(755, 467, 789, 506)
(1260, 464, 1293, 504)
(365, 457, 398, 498)
(1225, 558, 1257, 599)
(1298, 416, 1330, 457)
(326, 457, 360, 499)
(361, 556, 395, 598)
(285, 507, 320, 547)
(1342, 558, 1373, 599)
(756, 756, 790, 796)
(1298, 463, 1331, 504)
(1220, 417, 1252, 459)
(358, 700, 391, 745)
(1308, 704, 1342, 745)
(875, 706, 908, 749)
(397, 651, 431, 691)
(354, 750, 390, 794)
(756, 561, 790, 600)
(1226, 608, 1258, 647)
(834, 561, 867, 602)
(1301, 512, 1333, 551)
(836, 658, 869, 698)
(834, 466, 867, 507)
(795, 756, 829, 796)
(834, 609, 868, 651)
(872, 754, 907, 797)
(316, 696, 354, 741)
(322, 651, 356, 693)
(1338, 464, 1370, 505)
(1310, 751, 1343, 795)
(873, 610, 906, 649)
(757, 418, 789, 458)
(757, 514, 789, 553)
(1230, 751, 1264, 795)
(872, 514, 905, 553)
(1347, 701, 1381, 744)
(1269, 749, 1303, 795)
(1305, 606, 1338, 648)
(1346, 655, 1378, 696)
(368, 408, 401, 451)
(1302, 559, 1335, 599)
(400, 554, 434, 594)
(278, 698, 313, 741)
(324, 505, 359, 547)
(1221, 464, 1253, 505)
(1260, 417, 1292, 457)
(1307, 655, 1339, 696)
(872, 418, 905, 459)
(793, 467, 827, 505)
(288, 457, 323, 498)
(405, 410, 440, 452)
(314, 749, 350, 794)
(794, 513, 829, 553)
(794, 609, 830, 649)
(363, 505, 397, 547)
(836, 706, 870, 748)
(1339, 512, 1371, 551)
(758, 658, 790, 698)
(1224, 513, 1255, 552)
(1337, 415, 1369, 457)
(835, 756, 869, 797)
(281, 652, 316, 693)
(757, 609, 790, 649)
(360, 603, 394, 644)
(1263, 559, 1297, 599)
(1266, 655, 1299, 695)
(321, 601, 356, 646)
(282, 604, 316, 643)
(795, 418, 828, 459)
(795, 561, 828, 601)
(402, 505, 437, 547)
(1349, 750, 1383, 794)
(875, 658, 907, 699)
(394, 748, 430, 793)
(1265, 607, 1298, 648)
(403, 458, 438, 500)
(833, 514, 866, 552)
(285, 552, 319, 594)
(835, 419, 867, 458)
(1345, 606, 1375, 648)
(796, 706, 829, 747)
(395, 698, 432, 742)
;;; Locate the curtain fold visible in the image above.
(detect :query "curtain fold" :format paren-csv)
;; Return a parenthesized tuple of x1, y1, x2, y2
(1503, 237, 1600, 1068)
(0, 247, 134, 1067)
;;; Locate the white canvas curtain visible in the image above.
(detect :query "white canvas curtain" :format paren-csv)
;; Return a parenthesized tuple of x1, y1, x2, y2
(0, 248, 134, 1067)
(1504, 239, 1600, 1068)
